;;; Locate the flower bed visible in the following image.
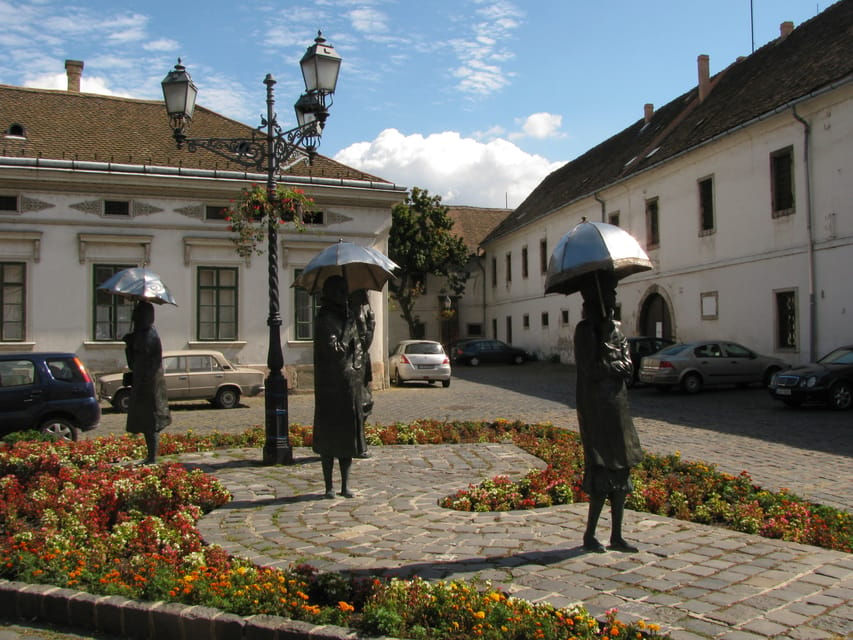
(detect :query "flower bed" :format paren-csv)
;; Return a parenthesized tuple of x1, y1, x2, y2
(1, 426, 667, 639)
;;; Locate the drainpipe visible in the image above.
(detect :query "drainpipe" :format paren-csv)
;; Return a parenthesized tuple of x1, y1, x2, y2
(791, 105, 817, 362)
(594, 192, 606, 222)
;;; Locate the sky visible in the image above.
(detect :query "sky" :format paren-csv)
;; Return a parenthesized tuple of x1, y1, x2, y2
(0, 0, 826, 208)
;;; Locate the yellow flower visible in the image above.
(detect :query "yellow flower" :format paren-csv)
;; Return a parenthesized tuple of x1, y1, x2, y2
(338, 601, 355, 613)
(474, 611, 486, 619)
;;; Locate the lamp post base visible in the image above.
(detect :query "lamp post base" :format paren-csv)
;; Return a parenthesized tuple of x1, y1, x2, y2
(263, 371, 293, 465)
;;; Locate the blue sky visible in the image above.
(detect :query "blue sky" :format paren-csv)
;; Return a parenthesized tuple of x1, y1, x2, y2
(0, 0, 825, 208)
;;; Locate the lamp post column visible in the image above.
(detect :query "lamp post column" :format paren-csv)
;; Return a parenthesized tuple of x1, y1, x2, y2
(262, 73, 293, 466)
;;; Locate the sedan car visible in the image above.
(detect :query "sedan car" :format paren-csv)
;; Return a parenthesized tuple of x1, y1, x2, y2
(626, 336, 675, 387)
(638, 340, 786, 394)
(768, 345, 853, 410)
(99, 350, 265, 411)
(389, 340, 451, 387)
(0, 352, 100, 440)
(452, 339, 530, 366)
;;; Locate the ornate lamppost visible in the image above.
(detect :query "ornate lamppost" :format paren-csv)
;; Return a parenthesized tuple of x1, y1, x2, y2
(161, 33, 342, 465)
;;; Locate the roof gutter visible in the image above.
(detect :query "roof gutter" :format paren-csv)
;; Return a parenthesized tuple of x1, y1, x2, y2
(0, 156, 408, 193)
(484, 74, 852, 245)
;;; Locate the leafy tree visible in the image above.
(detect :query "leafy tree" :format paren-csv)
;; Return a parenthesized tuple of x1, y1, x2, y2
(388, 187, 470, 338)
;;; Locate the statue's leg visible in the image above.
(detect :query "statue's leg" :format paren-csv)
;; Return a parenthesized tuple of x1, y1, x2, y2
(583, 494, 606, 552)
(607, 490, 638, 552)
(142, 431, 159, 464)
(339, 457, 354, 498)
(321, 457, 335, 499)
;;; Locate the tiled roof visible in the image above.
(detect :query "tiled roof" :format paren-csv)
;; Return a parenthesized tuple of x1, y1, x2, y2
(0, 85, 390, 184)
(446, 205, 511, 253)
(485, 0, 853, 244)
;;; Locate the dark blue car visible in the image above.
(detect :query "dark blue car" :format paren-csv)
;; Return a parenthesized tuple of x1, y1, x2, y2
(451, 339, 531, 366)
(0, 352, 101, 440)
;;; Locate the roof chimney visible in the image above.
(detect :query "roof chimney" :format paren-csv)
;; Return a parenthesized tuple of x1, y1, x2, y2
(644, 103, 654, 123)
(779, 21, 794, 39)
(65, 60, 84, 92)
(697, 54, 710, 102)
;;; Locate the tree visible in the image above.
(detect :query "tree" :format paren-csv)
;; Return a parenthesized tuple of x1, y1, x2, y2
(388, 187, 470, 338)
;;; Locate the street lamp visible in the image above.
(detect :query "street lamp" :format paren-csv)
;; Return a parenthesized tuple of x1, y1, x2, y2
(162, 32, 342, 465)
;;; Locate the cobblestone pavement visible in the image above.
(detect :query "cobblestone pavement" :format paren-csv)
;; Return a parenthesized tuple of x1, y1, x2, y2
(4, 361, 851, 639)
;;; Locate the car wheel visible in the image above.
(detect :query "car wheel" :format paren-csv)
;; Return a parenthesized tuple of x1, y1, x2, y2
(681, 373, 703, 394)
(828, 381, 852, 410)
(512, 354, 524, 365)
(391, 368, 404, 387)
(442, 379, 450, 388)
(763, 366, 782, 388)
(469, 356, 480, 367)
(39, 417, 78, 441)
(215, 387, 241, 409)
(112, 389, 131, 413)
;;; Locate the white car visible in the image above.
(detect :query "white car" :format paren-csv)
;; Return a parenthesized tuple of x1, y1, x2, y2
(389, 340, 451, 387)
(98, 350, 264, 411)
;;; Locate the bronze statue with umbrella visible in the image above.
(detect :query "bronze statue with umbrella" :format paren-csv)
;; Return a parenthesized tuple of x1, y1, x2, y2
(546, 220, 652, 553)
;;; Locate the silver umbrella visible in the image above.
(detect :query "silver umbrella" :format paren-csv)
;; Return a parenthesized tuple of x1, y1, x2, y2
(97, 267, 178, 306)
(544, 220, 652, 296)
(292, 240, 399, 294)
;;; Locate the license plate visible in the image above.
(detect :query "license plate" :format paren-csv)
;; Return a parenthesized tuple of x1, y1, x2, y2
(775, 388, 792, 396)
(416, 364, 434, 370)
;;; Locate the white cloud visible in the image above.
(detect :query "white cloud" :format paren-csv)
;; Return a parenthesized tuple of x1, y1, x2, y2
(24, 71, 120, 96)
(334, 128, 563, 209)
(509, 112, 565, 141)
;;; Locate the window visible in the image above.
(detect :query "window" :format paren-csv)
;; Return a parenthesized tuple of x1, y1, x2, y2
(521, 246, 528, 279)
(0, 195, 17, 212)
(505, 316, 512, 344)
(294, 269, 318, 341)
(539, 239, 548, 274)
(411, 272, 426, 294)
(205, 205, 229, 221)
(701, 291, 719, 319)
(197, 267, 238, 340)
(560, 309, 570, 326)
(104, 200, 130, 216)
(491, 257, 497, 288)
(608, 211, 620, 227)
(466, 323, 483, 336)
(491, 318, 497, 339)
(505, 253, 512, 284)
(302, 210, 324, 225)
(771, 147, 795, 217)
(541, 311, 549, 328)
(645, 198, 660, 248)
(522, 314, 530, 329)
(698, 176, 715, 234)
(775, 290, 797, 349)
(1, 262, 25, 341)
(93, 264, 134, 341)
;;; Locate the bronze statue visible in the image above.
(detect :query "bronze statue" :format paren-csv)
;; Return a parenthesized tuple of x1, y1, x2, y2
(349, 288, 375, 457)
(574, 271, 643, 552)
(123, 301, 171, 464)
(312, 276, 361, 498)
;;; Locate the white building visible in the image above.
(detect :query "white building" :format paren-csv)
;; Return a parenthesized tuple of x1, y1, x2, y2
(0, 62, 406, 389)
(481, 2, 853, 366)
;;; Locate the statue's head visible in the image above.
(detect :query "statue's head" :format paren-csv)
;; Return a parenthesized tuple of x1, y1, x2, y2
(132, 301, 155, 330)
(580, 270, 618, 321)
(321, 275, 348, 308)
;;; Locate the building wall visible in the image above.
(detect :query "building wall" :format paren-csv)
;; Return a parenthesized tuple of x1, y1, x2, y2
(481, 84, 853, 366)
(0, 166, 403, 388)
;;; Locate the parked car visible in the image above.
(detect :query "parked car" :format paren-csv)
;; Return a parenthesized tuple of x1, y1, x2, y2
(389, 340, 451, 387)
(626, 336, 675, 387)
(0, 352, 100, 440)
(451, 339, 530, 366)
(768, 345, 853, 410)
(638, 340, 786, 394)
(99, 350, 265, 412)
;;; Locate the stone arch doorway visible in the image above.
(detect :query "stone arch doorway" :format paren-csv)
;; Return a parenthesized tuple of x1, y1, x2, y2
(639, 290, 674, 340)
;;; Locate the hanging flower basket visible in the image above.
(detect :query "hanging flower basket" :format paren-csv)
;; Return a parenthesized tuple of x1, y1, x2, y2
(225, 184, 313, 258)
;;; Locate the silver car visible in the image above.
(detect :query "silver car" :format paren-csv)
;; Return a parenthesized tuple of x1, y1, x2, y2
(638, 340, 786, 394)
(389, 340, 451, 387)
(98, 350, 265, 411)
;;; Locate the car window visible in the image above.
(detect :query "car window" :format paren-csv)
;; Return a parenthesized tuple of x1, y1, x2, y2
(163, 356, 184, 373)
(406, 342, 444, 355)
(694, 343, 722, 358)
(46, 357, 80, 383)
(820, 348, 853, 365)
(188, 356, 212, 372)
(659, 344, 688, 356)
(0, 360, 36, 387)
(723, 343, 752, 358)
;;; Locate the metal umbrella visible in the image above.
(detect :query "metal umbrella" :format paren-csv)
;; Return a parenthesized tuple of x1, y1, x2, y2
(292, 240, 399, 294)
(544, 220, 652, 296)
(97, 267, 178, 306)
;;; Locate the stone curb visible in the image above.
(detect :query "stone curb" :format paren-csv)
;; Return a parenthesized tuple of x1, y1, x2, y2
(0, 579, 398, 640)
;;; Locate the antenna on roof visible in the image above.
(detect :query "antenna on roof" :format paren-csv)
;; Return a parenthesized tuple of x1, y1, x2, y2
(750, 0, 755, 53)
